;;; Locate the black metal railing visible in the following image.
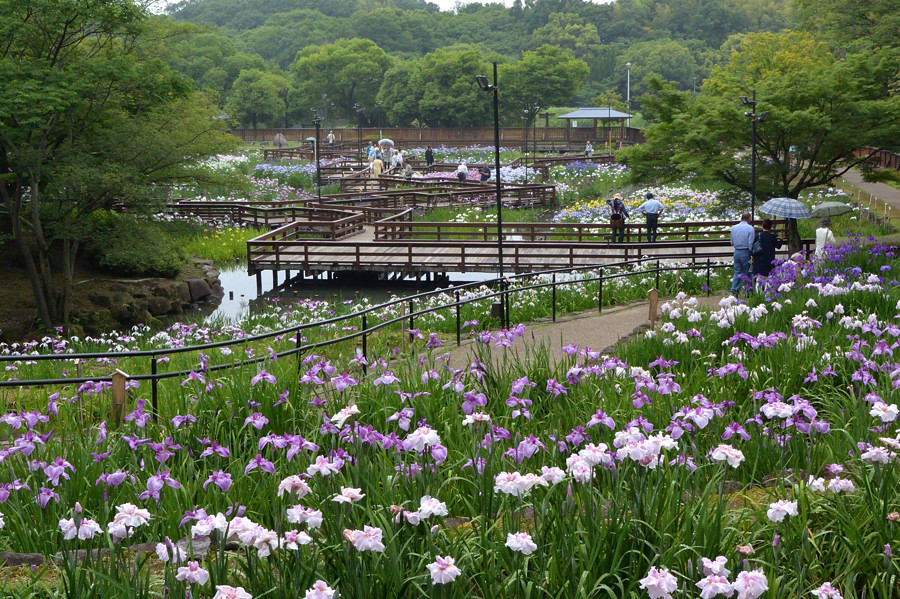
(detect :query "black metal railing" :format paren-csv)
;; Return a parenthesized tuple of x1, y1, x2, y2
(0, 257, 731, 416)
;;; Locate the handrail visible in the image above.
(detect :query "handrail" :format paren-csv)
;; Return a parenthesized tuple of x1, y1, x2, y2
(0, 256, 700, 369)
(0, 256, 732, 418)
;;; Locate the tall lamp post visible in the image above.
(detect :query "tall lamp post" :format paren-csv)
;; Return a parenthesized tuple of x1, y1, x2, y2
(476, 62, 506, 328)
(740, 91, 769, 221)
(626, 61, 632, 128)
(353, 103, 364, 165)
(522, 108, 530, 185)
(313, 112, 322, 203)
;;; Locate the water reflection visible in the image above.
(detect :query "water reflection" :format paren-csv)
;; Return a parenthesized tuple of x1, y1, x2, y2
(208, 262, 495, 322)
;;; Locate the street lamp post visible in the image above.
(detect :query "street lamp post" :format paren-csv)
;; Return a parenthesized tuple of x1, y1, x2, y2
(740, 91, 769, 221)
(313, 112, 322, 203)
(476, 62, 506, 328)
(626, 61, 632, 128)
(353, 103, 364, 165)
(522, 108, 530, 185)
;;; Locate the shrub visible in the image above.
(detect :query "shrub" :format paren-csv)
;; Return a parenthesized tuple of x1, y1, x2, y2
(84, 211, 186, 277)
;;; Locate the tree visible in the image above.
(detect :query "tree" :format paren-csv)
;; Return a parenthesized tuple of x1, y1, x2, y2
(291, 38, 393, 124)
(226, 68, 291, 129)
(621, 31, 900, 246)
(408, 45, 495, 127)
(500, 45, 589, 127)
(0, 0, 238, 328)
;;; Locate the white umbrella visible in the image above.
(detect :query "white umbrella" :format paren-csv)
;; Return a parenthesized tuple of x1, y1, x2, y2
(378, 138, 394, 146)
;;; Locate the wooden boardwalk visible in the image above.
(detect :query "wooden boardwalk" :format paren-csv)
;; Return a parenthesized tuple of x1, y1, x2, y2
(247, 227, 814, 278)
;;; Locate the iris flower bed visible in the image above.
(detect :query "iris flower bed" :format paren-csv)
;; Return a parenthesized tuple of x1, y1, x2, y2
(0, 240, 897, 598)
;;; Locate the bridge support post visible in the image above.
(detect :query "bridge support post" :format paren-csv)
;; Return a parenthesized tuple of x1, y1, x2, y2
(255, 272, 262, 296)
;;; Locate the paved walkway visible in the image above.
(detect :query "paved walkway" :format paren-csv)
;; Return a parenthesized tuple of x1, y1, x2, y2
(443, 294, 724, 369)
(841, 170, 900, 222)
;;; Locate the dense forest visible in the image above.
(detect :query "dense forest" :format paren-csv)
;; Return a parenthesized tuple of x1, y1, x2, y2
(160, 0, 796, 128)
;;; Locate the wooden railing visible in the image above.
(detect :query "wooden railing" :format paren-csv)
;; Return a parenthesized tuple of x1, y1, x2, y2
(373, 219, 784, 243)
(236, 126, 645, 148)
(246, 237, 815, 275)
(172, 200, 362, 237)
(854, 147, 900, 171)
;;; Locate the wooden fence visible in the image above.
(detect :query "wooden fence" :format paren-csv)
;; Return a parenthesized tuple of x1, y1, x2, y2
(238, 126, 644, 149)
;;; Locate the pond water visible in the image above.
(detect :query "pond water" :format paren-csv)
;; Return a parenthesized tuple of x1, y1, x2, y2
(205, 262, 497, 322)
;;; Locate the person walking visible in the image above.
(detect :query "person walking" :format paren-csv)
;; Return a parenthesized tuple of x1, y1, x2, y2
(815, 218, 835, 257)
(371, 155, 384, 178)
(751, 219, 783, 278)
(456, 161, 469, 183)
(326, 130, 335, 145)
(730, 212, 755, 295)
(606, 193, 629, 243)
(632, 192, 664, 242)
(425, 146, 435, 166)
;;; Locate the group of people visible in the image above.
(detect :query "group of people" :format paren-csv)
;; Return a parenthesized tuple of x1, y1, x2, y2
(606, 192, 665, 243)
(366, 142, 410, 178)
(455, 162, 493, 183)
(730, 214, 836, 295)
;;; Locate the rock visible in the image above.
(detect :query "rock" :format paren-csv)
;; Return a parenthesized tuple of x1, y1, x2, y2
(88, 293, 112, 308)
(0, 551, 45, 566)
(169, 300, 183, 314)
(178, 282, 192, 304)
(147, 296, 173, 316)
(186, 278, 212, 301)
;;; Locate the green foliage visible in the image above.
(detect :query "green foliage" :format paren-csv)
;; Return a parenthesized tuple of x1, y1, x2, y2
(292, 38, 394, 124)
(0, 0, 237, 326)
(620, 31, 900, 201)
(83, 212, 186, 278)
(226, 68, 291, 129)
(500, 45, 590, 127)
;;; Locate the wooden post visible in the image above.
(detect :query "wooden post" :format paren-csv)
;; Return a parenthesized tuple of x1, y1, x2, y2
(111, 369, 129, 427)
(649, 289, 659, 330)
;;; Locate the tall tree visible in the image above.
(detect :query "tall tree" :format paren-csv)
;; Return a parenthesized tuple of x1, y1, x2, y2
(501, 45, 589, 127)
(291, 38, 394, 123)
(226, 68, 291, 129)
(621, 31, 900, 208)
(0, 0, 237, 327)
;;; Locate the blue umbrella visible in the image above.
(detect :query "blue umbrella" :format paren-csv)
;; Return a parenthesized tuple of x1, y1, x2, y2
(759, 197, 811, 219)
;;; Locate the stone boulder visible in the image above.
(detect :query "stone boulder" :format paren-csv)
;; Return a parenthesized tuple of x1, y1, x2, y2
(186, 278, 213, 301)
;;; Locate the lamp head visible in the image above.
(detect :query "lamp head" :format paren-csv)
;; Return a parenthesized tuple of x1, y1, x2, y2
(757, 111, 769, 122)
(739, 96, 753, 106)
(475, 75, 493, 91)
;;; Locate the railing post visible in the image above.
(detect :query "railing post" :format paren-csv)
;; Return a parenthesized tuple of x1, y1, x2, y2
(599, 268, 604, 313)
(111, 369, 129, 427)
(552, 273, 557, 322)
(455, 290, 461, 346)
(151, 357, 158, 423)
(361, 314, 368, 375)
(706, 258, 711, 297)
(655, 260, 661, 291)
(409, 298, 415, 335)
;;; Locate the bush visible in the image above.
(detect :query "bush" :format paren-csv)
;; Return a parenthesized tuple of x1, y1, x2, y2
(84, 211, 186, 277)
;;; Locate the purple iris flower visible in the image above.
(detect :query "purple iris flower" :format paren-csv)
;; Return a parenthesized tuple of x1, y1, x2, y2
(251, 369, 277, 386)
(36, 487, 60, 509)
(587, 410, 615, 430)
(331, 372, 358, 392)
(204, 470, 233, 492)
(244, 454, 275, 475)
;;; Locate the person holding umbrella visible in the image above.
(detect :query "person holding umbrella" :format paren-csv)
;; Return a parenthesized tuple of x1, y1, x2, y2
(751, 219, 782, 278)
(815, 218, 835, 257)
